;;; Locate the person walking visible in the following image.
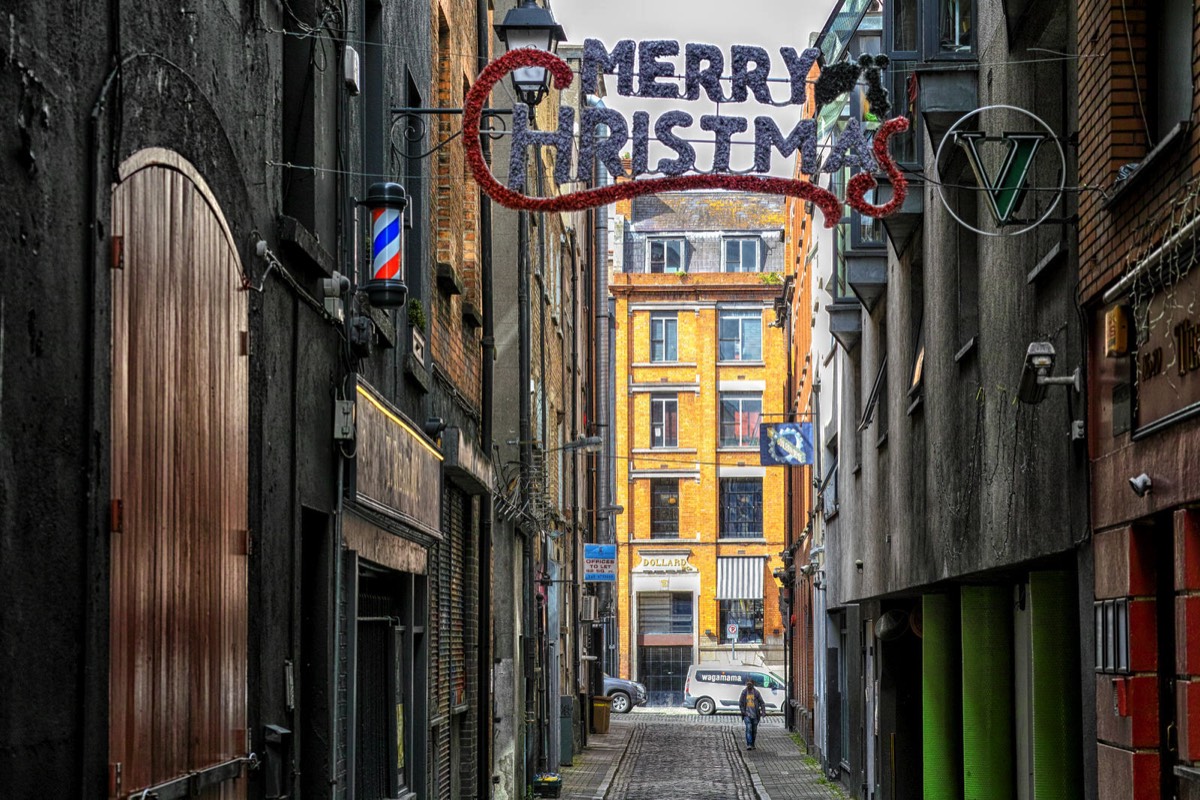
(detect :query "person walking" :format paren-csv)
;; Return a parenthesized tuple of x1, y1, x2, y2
(739, 678, 765, 750)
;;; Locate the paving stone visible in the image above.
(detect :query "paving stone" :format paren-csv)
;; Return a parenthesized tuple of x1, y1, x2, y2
(558, 714, 843, 800)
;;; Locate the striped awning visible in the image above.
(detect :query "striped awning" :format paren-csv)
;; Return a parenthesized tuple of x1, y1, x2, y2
(716, 557, 765, 601)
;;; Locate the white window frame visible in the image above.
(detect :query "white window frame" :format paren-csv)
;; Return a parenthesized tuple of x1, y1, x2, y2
(650, 394, 679, 448)
(648, 237, 686, 273)
(650, 313, 679, 362)
(723, 237, 761, 272)
(718, 310, 763, 362)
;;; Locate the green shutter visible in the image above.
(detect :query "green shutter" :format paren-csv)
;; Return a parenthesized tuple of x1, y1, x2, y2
(923, 593, 962, 800)
(960, 586, 1014, 800)
(1029, 571, 1082, 800)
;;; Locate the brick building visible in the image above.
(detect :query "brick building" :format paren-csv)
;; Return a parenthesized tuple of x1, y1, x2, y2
(1076, 0, 1200, 796)
(610, 192, 790, 706)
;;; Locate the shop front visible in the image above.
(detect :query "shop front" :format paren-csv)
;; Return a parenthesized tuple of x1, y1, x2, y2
(630, 549, 700, 705)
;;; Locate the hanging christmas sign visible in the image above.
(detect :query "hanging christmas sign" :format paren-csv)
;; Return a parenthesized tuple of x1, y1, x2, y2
(933, 104, 1067, 236)
(463, 41, 911, 228)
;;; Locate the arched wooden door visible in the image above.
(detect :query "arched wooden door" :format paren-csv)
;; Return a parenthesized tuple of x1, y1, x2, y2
(109, 149, 248, 799)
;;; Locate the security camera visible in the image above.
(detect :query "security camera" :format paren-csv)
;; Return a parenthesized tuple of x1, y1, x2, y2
(1128, 473, 1153, 497)
(1018, 341, 1082, 405)
(855, 560, 863, 572)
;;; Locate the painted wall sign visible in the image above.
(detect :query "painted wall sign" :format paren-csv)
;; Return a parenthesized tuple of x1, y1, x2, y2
(1134, 265, 1200, 433)
(759, 422, 813, 466)
(464, 44, 910, 227)
(633, 549, 697, 573)
(933, 105, 1066, 237)
(584, 543, 617, 582)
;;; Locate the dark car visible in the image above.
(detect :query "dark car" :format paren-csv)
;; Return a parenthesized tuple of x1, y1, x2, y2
(602, 673, 648, 713)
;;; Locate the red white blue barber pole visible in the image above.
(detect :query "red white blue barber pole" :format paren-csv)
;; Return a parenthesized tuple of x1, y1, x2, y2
(359, 182, 409, 307)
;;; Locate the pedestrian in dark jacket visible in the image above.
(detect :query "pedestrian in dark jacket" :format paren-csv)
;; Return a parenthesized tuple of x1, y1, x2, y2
(739, 678, 765, 750)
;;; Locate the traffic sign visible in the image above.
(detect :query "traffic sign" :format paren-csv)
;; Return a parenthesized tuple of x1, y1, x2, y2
(726, 623, 739, 640)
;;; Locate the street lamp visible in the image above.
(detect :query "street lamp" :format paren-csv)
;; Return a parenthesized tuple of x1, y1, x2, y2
(493, 0, 567, 108)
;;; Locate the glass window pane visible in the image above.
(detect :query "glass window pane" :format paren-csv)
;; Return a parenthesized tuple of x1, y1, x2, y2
(742, 240, 757, 271)
(666, 240, 683, 270)
(725, 239, 739, 269)
(940, 0, 972, 53)
(894, 0, 917, 51)
(741, 318, 762, 360)
(665, 318, 677, 361)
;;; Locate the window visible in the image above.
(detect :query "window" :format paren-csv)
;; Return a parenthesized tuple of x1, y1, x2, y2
(719, 311, 763, 361)
(724, 238, 761, 272)
(892, 0, 918, 51)
(638, 592, 694, 634)
(859, 354, 889, 442)
(649, 238, 685, 273)
(650, 313, 678, 362)
(937, 0, 973, 54)
(1154, 0, 1192, 142)
(1094, 599, 1129, 674)
(650, 479, 679, 538)
(720, 478, 763, 538)
(719, 393, 763, 447)
(650, 394, 678, 448)
(718, 599, 765, 643)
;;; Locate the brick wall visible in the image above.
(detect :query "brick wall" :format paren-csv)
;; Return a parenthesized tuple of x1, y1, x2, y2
(612, 268, 789, 678)
(1077, 0, 1200, 303)
(429, 0, 483, 412)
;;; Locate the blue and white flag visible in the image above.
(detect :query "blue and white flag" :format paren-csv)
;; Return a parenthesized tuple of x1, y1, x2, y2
(759, 422, 813, 466)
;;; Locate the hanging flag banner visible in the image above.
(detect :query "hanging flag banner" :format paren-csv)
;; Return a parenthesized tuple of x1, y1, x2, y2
(463, 44, 910, 227)
(759, 422, 813, 466)
(584, 544, 617, 583)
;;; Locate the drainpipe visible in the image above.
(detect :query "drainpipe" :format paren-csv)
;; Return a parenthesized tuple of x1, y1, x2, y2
(518, 201, 536, 789)
(585, 94, 616, 676)
(476, 1, 494, 795)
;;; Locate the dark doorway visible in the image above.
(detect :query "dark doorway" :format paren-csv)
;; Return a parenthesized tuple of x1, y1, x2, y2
(638, 646, 693, 706)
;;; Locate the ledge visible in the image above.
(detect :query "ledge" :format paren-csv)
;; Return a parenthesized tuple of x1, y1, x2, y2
(367, 303, 397, 349)
(436, 261, 464, 295)
(277, 215, 335, 277)
(1104, 121, 1191, 209)
(405, 354, 431, 393)
(462, 300, 483, 330)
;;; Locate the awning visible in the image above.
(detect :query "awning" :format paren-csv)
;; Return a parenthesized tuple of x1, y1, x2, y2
(717, 557, 765, 601)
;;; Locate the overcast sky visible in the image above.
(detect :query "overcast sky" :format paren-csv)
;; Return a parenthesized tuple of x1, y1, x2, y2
(548, 0, 838, 176)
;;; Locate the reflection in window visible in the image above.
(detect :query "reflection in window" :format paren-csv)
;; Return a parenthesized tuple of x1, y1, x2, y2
(719, 311, 763, 361)
(720, 478, 763, 538)
(940, 0, 972, 53)
(719, 393, 763, 447)
(718, 599, 765, 643)
(650, 238, 685, 273)
(650, 479, 679, 538)
(724, 238, 761, 272)
(650, 394, 678, 448)
(650, 313, 678, 362)
(893, 0, 917, 51)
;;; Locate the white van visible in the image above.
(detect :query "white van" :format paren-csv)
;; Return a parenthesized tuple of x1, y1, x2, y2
(682, 664, 787, 715)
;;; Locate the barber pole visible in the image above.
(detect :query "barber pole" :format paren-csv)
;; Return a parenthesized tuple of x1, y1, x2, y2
(359, 182, 409, 307)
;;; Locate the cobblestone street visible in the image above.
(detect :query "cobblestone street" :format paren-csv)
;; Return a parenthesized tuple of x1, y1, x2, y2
(561, 711, 846, 800)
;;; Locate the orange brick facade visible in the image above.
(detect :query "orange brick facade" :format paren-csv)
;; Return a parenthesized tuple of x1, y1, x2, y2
(611, 269, 789, 687)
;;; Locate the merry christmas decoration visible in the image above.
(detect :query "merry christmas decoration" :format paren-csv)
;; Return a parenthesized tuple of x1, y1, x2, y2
(463, 41, 909, 228)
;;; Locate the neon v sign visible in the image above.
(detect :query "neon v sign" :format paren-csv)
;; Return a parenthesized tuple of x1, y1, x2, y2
(462, 47, 910, 228)
(953, 132, 1046, 225)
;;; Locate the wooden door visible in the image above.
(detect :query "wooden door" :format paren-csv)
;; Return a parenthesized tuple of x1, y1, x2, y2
(109, 149, 248, 799)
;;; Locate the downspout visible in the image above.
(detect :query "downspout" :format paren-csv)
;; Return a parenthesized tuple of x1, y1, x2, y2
(535, 152, 550, 774)
(586, 94, 615, 675)
(476, 1, 494, 795)
(519, 201, 536, 789)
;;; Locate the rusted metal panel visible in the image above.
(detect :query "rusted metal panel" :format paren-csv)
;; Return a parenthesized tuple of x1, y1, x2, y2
(109, 153, 248, 799)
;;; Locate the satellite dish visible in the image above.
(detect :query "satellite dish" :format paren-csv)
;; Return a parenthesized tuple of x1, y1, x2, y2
(874, 609, 909, 641)
(909, 603, 923, 639)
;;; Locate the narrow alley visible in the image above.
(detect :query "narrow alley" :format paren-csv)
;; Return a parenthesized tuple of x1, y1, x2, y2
(561, 714, 845, 800)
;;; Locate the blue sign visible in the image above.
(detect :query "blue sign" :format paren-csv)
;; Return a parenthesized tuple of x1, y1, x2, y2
(584, 544, 617, 583)
(759, 422, 813, 466)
